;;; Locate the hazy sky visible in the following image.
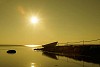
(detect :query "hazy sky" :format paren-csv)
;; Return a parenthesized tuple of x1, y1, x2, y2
(0, 0, 100, 45)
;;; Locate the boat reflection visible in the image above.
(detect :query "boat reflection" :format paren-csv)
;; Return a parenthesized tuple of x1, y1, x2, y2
(42, 51, 100, 64)
(42, 52, 58, 60)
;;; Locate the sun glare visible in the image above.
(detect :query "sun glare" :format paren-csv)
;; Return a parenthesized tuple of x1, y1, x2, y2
(30, 16, 39, 24)
(25, 45, 41, 47)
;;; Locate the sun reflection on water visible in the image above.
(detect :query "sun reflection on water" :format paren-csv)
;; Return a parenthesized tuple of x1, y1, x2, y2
(31, 63, 35, 67)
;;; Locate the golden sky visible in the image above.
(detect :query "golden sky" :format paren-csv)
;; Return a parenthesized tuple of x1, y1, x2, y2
(0, 0, 100, 45)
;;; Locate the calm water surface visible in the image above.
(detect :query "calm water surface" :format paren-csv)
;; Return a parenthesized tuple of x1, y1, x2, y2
(0, 45, 100, 67)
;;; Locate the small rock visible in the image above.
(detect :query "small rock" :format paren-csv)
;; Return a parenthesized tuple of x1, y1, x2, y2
(7, 50, 16, 54)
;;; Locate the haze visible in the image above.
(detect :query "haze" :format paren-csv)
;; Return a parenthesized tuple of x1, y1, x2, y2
(0, 0, 100, 45)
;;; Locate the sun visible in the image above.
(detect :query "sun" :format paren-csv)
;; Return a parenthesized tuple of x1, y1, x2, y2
(30, 16, 39, 24)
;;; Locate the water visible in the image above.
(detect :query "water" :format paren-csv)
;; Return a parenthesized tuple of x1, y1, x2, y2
(0, 45, 100, 67)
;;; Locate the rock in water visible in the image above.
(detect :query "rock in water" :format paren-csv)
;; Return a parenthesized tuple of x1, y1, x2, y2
(7, 50, 16, 54)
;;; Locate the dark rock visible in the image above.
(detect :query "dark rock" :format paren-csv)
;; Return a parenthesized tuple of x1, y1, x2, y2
(7, 50, 16, 54)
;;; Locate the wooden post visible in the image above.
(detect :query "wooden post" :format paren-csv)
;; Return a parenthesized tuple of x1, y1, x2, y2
(67, 42, 69, 46)
(83, 40, 84, 45)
